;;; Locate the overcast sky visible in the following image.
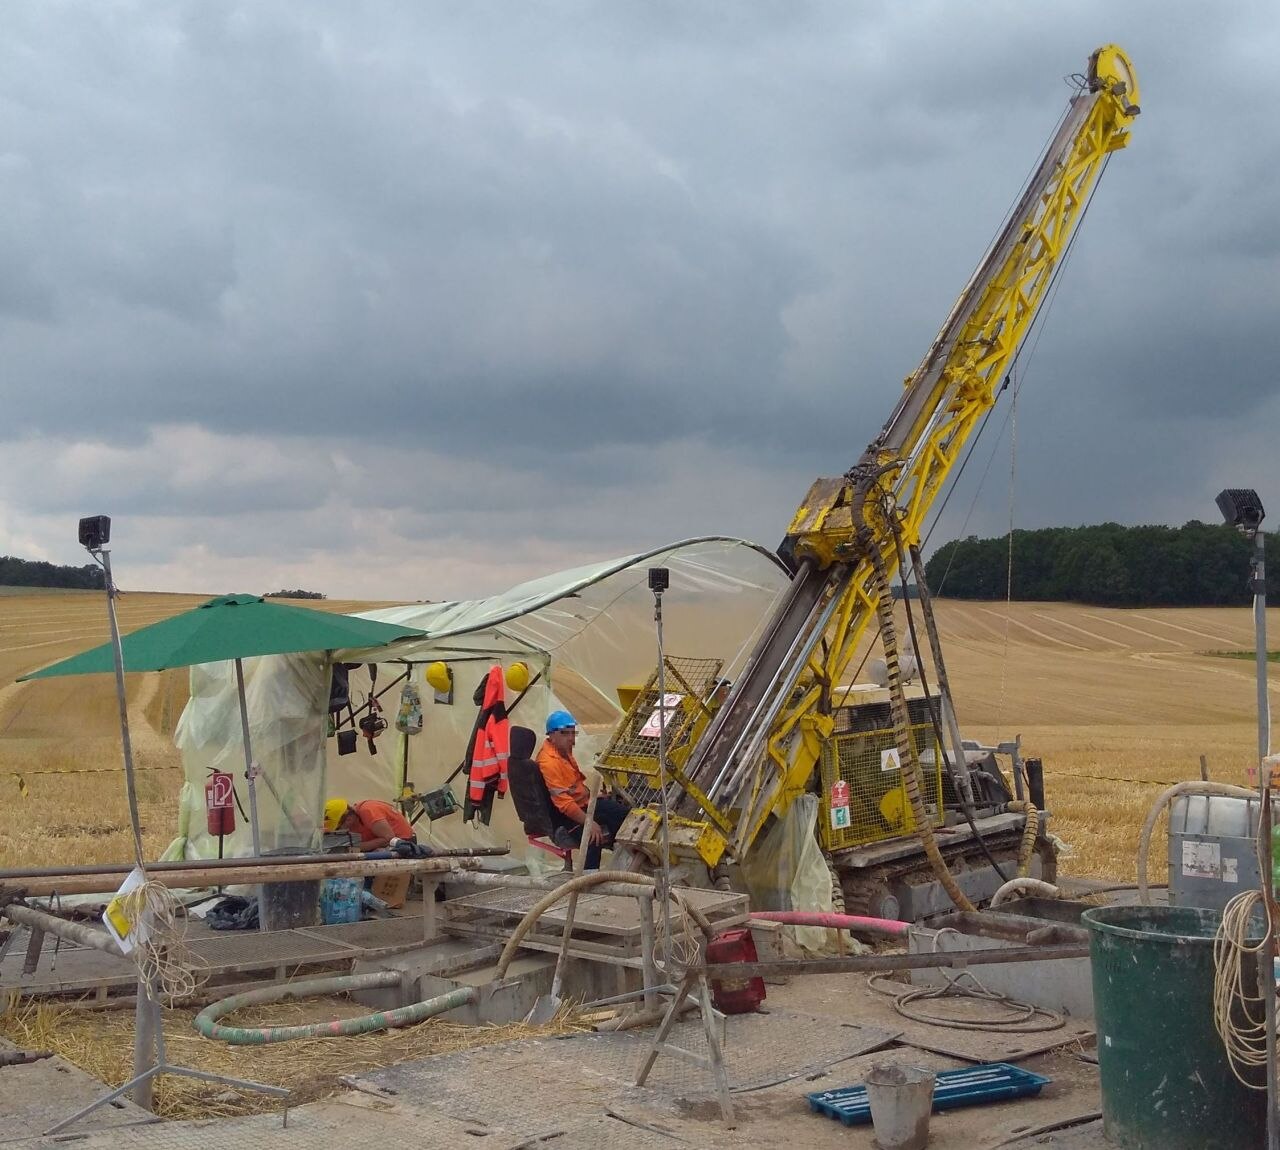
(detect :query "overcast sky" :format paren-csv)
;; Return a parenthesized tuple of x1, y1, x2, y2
(3, 2, 1278, 601)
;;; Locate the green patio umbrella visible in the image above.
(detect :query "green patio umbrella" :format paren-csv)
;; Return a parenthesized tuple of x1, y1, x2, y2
(21, 594, 424, 854)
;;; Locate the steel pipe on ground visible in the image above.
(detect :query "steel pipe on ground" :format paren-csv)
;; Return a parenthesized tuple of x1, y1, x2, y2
(4, 857, 475, 898)
(703, 941, 1090, 979)
(0, 854, 367, 880)
(446, 868, 666, 901)
(2, 903, 124, 957)
(749, 910, 909, 937)
(0, 848, 506, 883)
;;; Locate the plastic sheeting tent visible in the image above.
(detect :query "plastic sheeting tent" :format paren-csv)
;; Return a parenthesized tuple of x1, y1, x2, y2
(169, 537, 789, 862)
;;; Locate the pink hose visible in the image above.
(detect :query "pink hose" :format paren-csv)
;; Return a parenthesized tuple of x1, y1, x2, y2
(749, 910, 909, 937)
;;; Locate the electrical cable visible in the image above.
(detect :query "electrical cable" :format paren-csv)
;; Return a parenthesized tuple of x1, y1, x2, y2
(1212, 795, 1275, 1089)
(867, 929, 1064, 1033)
(1214, 889, 1271, 1087)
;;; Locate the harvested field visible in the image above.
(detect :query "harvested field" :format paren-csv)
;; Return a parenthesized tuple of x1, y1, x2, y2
(931, 601, 1278, 882)
(1, 589, 1275, 880)
(0, 589, 396, 868)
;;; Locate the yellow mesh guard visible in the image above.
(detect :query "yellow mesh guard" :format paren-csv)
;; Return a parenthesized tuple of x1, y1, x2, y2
(818, 719, 944, 850)
(598, 656, 722, 781)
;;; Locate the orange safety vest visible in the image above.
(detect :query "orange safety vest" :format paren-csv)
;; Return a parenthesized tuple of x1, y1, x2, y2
(467, 665, 510, 803)
(536, 740, 589, 820)
(350, 799, 415, 843)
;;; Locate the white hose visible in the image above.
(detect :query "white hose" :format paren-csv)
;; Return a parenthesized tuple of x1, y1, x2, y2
(1136, 782, 1257, 905)
(990, 877, 1061, 907)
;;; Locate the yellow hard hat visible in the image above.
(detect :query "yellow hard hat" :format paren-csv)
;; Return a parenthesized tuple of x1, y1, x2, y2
(323, 798, 349, 832)
(425, 661, 452, 693)
(505, 661, 531, 692)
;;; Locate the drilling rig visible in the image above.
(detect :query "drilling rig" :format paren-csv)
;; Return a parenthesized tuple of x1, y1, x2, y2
(596, 46, 1141, 920)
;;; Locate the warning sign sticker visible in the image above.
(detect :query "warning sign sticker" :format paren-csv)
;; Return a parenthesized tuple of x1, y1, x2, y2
(638, 694, 683, 738)
(1181, 840, 1221, 880)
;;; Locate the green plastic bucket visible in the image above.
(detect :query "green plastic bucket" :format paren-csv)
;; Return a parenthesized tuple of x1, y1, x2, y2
(1082, 905, 1266, 1149)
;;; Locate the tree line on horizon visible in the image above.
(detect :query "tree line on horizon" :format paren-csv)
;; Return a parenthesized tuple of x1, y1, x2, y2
(924, 522, 1277, 607)
(1, 556, 331, 600)
(0, 555, 105, 590)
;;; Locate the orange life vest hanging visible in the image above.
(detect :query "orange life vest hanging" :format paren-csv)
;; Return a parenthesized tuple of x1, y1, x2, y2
(467, 665, 510, 810)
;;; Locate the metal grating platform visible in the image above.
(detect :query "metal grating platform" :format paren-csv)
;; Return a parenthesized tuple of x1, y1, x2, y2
(443, 885, 748, 967)
(1, 912, 437, 1000)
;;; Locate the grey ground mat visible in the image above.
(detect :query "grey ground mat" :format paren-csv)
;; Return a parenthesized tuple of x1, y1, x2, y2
(0, 1038, 152, 1142)
(590, 1006, 901, 1094)
(0, 1098, 481, 1150)
(349, 1006, 899, 1120)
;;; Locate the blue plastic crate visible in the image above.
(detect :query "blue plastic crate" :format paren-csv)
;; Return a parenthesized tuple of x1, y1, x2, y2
(807, 1062, 1050, 1127)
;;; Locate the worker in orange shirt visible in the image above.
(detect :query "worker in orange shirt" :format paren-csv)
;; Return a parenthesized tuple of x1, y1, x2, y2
(536, 710, 630, 869)
(323, 797, 426, 855)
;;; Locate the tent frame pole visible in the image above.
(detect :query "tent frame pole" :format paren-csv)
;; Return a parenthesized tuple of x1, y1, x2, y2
(235, 658, 263, 858)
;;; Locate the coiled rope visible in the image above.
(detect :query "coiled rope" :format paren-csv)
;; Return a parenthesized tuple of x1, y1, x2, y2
(652, 889, 704, 979)
(1213, 887, 1270, 1087)
(115, 879, 209, 1003)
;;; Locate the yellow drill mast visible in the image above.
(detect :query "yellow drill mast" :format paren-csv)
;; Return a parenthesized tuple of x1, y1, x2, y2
(611, 46, 1140, 871)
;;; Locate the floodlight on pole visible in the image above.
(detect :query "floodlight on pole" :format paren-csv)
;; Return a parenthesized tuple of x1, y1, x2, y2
(1216, 488, 1277, 1150)
(54, 517, 295, 1131)
(1215, 489, 1269, 763)
(79, 515, 145, 866)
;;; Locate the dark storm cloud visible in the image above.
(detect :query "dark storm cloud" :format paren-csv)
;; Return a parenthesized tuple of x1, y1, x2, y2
(2, 1, 1279, 597)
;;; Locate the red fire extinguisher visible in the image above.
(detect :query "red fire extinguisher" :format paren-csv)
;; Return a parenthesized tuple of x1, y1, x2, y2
(205, 771, 235, 857)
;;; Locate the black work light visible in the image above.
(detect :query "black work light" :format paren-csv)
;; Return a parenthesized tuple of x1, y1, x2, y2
(78, 514, 111, 551)
(1216, 489, 1265, 537)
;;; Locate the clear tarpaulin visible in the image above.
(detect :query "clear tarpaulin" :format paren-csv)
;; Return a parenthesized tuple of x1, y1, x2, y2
(171, 537, 789, 862)
(740, 793, 838, 954)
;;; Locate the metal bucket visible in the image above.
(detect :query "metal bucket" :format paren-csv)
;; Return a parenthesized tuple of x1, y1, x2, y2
(864, 1062, 935, 1150)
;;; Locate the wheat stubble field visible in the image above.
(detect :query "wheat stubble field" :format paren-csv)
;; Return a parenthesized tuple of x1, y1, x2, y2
(1, 588, 1275, 882)
(0, 589, 386, 872)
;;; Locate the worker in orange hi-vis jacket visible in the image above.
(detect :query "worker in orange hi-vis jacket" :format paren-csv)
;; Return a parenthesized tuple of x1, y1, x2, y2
(324, 797, 423, 854)
(535, 710, 630, 869)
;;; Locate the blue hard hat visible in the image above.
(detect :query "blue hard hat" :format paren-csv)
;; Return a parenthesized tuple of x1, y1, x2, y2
(546, 709, 577, 734)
